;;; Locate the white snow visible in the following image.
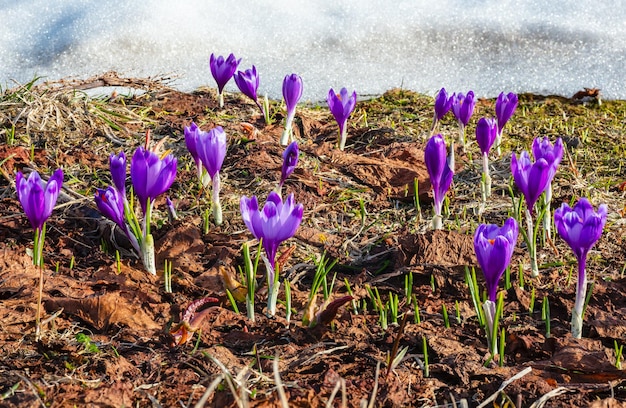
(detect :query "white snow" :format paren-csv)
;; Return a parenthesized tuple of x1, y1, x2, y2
(1, 0, 625, 100)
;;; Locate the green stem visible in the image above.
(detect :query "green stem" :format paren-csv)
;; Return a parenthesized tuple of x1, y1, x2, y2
(212, 172, 222, 226)
(525, 208, 539, 277)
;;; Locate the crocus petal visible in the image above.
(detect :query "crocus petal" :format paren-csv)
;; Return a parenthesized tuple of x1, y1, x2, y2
(184, 122, 200, 165)
(95, 186, 126, 228)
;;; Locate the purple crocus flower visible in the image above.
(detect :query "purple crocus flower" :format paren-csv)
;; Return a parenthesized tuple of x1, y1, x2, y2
(280, 141, 299, 189)
(240, 192, 303, 268)
(451, 91, 476, 128)
(281, 73, 303, 145)
(130, 147, 177, 214)
(474, 218, 519, 302)
(234, 65, 264, 116)
(532, 136, 563, 183)
(210, 53, 240, 95)
(476, 117, 498, 156)
(16, 169, 64, 231)
(95, 186, 126, 229)
(109, 151, 126, 198)
(425, 134, 454, 229)
(195, 126, 227, 180)
(554, 198, 607, 338)
(327, 87, 357, 151)
(240, 191, 304, 316)
(510, 151, 550, 211)
(495, 92, 518, 134)
(434, 87, 453, 122)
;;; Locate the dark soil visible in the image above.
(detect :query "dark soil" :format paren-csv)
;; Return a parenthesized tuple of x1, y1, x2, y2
(0, 74, 625, 407)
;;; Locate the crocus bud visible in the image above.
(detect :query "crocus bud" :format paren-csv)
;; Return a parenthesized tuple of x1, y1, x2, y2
(280, 141, 299, 188)
(95, 186, 126, 229)
(495, 92, 518, 134)
(434, 87, 453, 121)
(234, 66, 260, 104)
(195, 126, 227, 180)
(283, 74, 303, 123)
(327, 87, 357, 150)
(532, 136, 563, 183)
(109, 151, 127, 198)
(425, 134, 454, 227)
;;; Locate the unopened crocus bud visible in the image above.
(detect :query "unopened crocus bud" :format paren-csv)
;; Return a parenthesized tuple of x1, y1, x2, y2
(130, 147, 177, 214)
(210, 53, 240, 107)
(234, 65, 265, 119)
(109, 151, 126, 198)
(279, 141, 299, 189)
(281, 73, 303, 145)
(425, 134, 454, 229)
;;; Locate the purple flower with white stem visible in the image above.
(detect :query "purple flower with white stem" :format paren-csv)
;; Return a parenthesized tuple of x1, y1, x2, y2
(474, 217, 518, 353)
(240, 192, 303, 316)
(476, 117, 498, 199)
(195, 126, 227, 225)
(280, 73, 303, 146)
(495, 92, 518, 155)
(109, 151, 126, 198)
(130, 147, 177, 275)
(532, 136, 564, 240)
(234, 65, 266, 122)
(511, 150, 551, 277)
(279, 141, 299, 192)
(432, 87, 453, 134)
(425, 134, 454, 230)
(554, 198, 607, 338)
(327, 87, 357, 151)
(210, 53, 241, 108)
(15, 168, 63, 340)
(451, 91, 476, 148)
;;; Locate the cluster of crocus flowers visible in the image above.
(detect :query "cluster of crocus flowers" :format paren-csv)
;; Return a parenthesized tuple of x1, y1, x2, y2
(278, 141, 299, 194)
(95, 147, 177, 275)
(240, 192, 303, 316)
(431, 87, 453, 135)
(425, 134, 454, 230)
(532, 137, 563, 240)
(234, 65, 270, 124)
(327, 87, 357, 151)
(495, 92, 518, 156)
(554, 198, 607, 339)
(210, 53, 241, 108)
(475, 117, 498, 200)
(280, 74, 303, 146)
(16, 168, 64, 340)
(474, 217, 518, 355)
(184, 123, 227, 225)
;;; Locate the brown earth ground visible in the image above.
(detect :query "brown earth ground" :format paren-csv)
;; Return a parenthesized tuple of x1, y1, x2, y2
(0, 73, 625, 407)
